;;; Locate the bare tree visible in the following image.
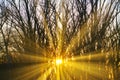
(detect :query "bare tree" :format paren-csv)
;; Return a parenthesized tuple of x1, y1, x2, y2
(0, 0, 12, 63)
(0, 0, 119, 65)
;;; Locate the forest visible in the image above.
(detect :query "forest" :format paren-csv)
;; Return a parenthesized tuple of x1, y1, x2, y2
(0, 0, 120, 80)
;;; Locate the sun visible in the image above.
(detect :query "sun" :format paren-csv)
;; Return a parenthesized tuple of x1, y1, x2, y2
(55, 59, 63, 65)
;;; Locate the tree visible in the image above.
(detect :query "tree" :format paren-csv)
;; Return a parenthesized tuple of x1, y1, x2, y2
(0, 0, 119, 65)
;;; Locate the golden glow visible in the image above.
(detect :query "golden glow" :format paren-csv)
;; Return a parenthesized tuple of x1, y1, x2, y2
(55, 59, 63, 65)
(5, 2, 115, 80)
(6, 52, 114, 80)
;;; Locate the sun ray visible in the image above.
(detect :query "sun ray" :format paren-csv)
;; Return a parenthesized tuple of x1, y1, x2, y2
(68, 51, 106, 61)
(41, 11, 55, 52)
(14, 66, 41, 80)
(65, 12, 101, 55)
(37, 66, 54, 80)
(12, 63, 50, 80)
(65, 61, 108, 79)
(62, 64, 75, 80)
(59, 65, 66, 80)
(55, 10, 68, 56)
(20, 53, 52, 63)
(56, 65, 60, 80)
